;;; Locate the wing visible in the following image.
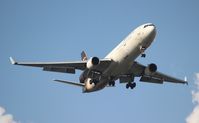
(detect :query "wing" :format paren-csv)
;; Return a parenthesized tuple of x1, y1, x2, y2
(9, 57, 112, 74)
(122, 61, 187, 84)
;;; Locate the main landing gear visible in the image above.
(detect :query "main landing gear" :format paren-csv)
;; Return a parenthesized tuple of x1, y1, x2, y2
(126, 82, 136, 89)
(108, 81, 115, 86)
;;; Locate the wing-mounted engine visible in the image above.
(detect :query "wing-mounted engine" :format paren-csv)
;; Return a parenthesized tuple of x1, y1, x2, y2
(144, 63, 157, 75)
(86, 57, 100, 69)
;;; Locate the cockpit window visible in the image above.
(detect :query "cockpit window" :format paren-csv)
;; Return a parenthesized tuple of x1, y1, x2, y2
(144, 24, 154, 28)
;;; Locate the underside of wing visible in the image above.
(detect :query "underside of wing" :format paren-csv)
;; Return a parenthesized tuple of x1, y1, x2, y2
(10, 57, 112, 74)
(10, 57, 87, 73)
(148, 71, 187, 84)
(123, 61, 187, 84)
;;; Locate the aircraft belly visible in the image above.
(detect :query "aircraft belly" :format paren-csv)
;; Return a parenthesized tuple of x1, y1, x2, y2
(104, 44, 141, 77)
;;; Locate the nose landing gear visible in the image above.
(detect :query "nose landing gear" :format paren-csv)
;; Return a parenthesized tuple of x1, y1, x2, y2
(140, 46, 146, 58)
(141, 54, 146, 58)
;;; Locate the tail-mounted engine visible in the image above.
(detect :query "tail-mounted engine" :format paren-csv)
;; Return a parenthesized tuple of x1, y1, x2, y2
(86, 57, 100, 69)
(144, 63, 157, 75)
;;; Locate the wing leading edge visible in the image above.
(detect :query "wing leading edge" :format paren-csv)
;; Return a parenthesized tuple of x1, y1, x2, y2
(9, 57, 112, 73)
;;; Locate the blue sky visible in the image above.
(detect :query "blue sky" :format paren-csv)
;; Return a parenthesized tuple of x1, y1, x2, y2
(0, 0, 199, 123)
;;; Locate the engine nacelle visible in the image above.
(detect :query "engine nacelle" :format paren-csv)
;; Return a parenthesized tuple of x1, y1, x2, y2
(86, 57, 100, 69)
(85, 78, 95, 90)
(144, 63, 157, 75)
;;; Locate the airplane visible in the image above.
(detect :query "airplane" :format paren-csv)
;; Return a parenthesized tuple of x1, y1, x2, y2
(10, 23, 188, 93)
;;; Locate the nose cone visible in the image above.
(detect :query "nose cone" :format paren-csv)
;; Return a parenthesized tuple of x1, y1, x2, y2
(150, 26, 156, 39)
(144, 23, 156, 39)
(140, 23, 157, 45)
(151, 25, 156, 33)
(147, 23, 156, 34)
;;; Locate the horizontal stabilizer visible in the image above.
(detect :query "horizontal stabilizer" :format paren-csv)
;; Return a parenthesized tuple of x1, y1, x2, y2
(54, 79, 84, 87)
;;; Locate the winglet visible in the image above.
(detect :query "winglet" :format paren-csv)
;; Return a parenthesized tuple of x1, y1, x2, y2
(184, 76, 187, 82)
(184, 76, 188, 85)
(9, 57, 17, 65)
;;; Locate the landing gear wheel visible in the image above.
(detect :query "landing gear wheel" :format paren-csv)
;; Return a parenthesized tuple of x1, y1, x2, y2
(141, 54, 146, 57)
(112, 82, 115, 86)
(130, 82, 136, 89)
(126, 82, 136, 89)
(109, 81, 115, 86)
(126, 83, 130, 89)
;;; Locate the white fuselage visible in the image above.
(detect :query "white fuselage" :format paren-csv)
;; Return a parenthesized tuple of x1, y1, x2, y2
(84, 23, 156, 92)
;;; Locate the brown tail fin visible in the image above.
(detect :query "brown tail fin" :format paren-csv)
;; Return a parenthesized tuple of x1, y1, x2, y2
(81, 51, 88, 61)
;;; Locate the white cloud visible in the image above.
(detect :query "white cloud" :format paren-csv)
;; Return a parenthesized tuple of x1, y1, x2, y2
(0, 106, 17, 123)
(186, 73, 199, 123)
